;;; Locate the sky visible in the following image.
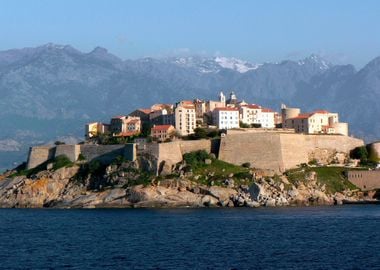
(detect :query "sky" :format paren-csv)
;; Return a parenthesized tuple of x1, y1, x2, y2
(1, 0, 380, 68)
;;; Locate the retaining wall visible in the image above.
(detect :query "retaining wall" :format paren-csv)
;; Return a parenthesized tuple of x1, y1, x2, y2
(26, 146, 56, 170)
(219, 131, 364, 172)
(348, 170, 380, 191)
(27, 144, 137, 170)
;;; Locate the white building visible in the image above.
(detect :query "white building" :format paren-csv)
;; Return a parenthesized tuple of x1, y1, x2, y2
(239, 105, 276, 128)
(284, 109, 348, 136)
(174, 101, 196, 136)
(212, 107, 240, 129)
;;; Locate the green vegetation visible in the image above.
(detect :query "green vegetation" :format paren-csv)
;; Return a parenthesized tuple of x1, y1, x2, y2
(10, 155, 74, 178)
(182, 150, 252, 186)
(52, 155, 73, 170)
(286, 166, 357, 194)
(186, 128, 220, 140)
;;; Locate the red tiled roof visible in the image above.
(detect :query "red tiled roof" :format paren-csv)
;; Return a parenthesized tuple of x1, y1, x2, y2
(262, 108, 274, 113)
(151, 125, 174, 131)
(311, 110, 330, 114)
(127, 119, 140, 124)
(181, 100, 194, 105)
(182, 105, 195, 109)
(112, 115, 126, 119)
(289, 113, 311, 120)
(138, 108, 153, 114)
(214, 107, 239, 111)
(247, 104, 261, 109)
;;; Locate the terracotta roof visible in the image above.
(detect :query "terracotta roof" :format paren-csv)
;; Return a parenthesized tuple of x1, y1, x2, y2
(289, 113, 312, 119)
(137, 108, 153, 114)
(312, 110, 330, 114)
(181, 100, 194, 105)
(214, 107, 239, 111)
(262, 108, 274, 113)
(151, 125, 174, 131)
(181, 105, 195, 109)
(112, 115, 126, 119)
(247, 104, 261, 109)
(127, 119, 140, 124)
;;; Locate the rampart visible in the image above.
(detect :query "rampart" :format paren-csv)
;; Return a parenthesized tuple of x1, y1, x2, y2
(26, 144, 137, 170)
(368, 142, 380, 160)
(348, 170, 380, 191)
(142, 140, 212, 174)
(218, 130, 364, 172)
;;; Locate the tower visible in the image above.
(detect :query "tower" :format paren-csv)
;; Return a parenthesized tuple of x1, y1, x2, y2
(219, 91, 225, 105)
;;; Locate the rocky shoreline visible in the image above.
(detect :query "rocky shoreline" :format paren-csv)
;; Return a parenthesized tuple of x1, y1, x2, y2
(0, 161, 369, 209)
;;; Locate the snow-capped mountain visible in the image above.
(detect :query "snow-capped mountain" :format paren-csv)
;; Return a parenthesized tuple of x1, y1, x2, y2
(167, 56, 261, 73)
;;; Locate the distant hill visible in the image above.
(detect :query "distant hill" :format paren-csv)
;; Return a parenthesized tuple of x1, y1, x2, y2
(0, 43, 379, 170)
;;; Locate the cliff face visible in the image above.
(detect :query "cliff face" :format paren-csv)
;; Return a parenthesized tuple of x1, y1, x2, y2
(0, 162, 363, 209)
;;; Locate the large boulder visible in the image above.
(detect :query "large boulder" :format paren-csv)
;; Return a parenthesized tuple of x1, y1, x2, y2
(208, 186, 237, 202)
(248, 182, 269, 201)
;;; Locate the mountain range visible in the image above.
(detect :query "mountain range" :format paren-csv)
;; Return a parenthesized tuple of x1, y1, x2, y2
(0, 43, 379, 171)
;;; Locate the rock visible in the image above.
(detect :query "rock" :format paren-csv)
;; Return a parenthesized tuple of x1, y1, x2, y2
(228, 173, 234, 178)
(265, 198, 276, 207)
(201, 195, 219, 207)
(227, 200, 235, 207)
(287, 188, 299, 198)
(208, 186, 237, 201)
(159, 160, 173, 176)
(240, 185, 249, 192)
(224, 178, 235, 188)
(204, 159, 212, 165)
(248, 182, 269, 201)
(192, 186, 200, 194)
(246, 201, 260, 208)
(279, 183, 284, 191)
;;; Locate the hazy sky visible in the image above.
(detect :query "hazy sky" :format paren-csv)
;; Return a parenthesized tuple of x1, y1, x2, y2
(1, 0, 380, 67)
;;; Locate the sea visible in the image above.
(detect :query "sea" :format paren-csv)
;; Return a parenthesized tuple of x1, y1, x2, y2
(0, 205, 379, 270)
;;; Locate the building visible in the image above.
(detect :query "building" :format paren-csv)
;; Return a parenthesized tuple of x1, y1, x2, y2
(174, 101, 196, 136)
(239, 104, 261, 126)
(226, 91, 238, 106)
(284, 109, 348, 135)
(110, 116, 141, 136)
(85, 122, 109, 139)
(239, 105, 276, 128)
(205, 92, 226, 113)
(129, 108, 152, 124)
(212, 107, 240, 129)
(347, 170, 380, 191)
(149, 106, 175, 126)
(151, 125, 176, 142)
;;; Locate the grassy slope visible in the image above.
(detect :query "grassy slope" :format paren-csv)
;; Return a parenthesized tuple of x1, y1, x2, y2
(286, 166, 358, 194)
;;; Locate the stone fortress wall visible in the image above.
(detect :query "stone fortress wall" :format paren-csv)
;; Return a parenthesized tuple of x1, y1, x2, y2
(27, 144, 137, 169)
(347, 170, 380, 191)
(27, 131, 364, 174)
(368, 141, 380, 160)
(218, 130, 364, 173)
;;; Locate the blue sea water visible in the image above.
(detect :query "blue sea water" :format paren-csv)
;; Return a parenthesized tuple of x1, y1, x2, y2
(0, 206, 379, 270)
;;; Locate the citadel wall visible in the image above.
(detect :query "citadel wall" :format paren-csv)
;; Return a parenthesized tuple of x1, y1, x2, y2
(347, 170, 380, 191)
(218, 131, 364, 173)
(27, 144, 137, 169)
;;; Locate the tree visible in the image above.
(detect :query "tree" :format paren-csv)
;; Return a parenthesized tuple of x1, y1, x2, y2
(351, 146, 369, 164)
(239, 121, 250, 128)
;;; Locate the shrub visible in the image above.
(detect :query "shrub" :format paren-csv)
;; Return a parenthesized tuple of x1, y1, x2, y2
(52, 155, 73, 170)
(183, 150, 211, 167)
(351, 146, 368, 164)
(239, 121, 250, 128)
(242, 162, 251, 168)
(77, 153, 86, 161)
